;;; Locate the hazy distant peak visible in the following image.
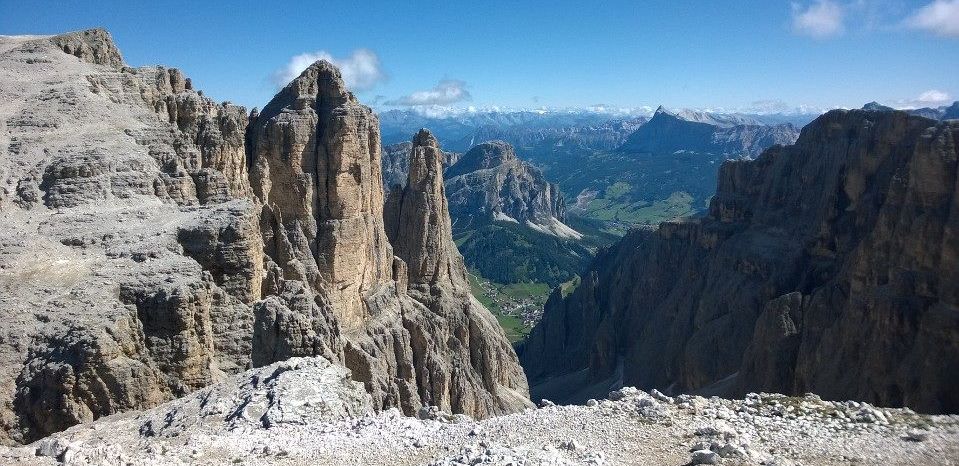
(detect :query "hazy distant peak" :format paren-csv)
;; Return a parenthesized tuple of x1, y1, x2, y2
(862, 101, 895, 112)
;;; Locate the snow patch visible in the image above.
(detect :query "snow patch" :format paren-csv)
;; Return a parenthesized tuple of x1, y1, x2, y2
(526, 217, 583, 240)
(493, 212, 519, 223)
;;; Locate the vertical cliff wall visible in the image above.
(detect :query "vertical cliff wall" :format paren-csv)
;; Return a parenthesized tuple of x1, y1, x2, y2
(519, 109, 959, 414)
(247, 64, 532, 418)
(0, 29, 530, 445)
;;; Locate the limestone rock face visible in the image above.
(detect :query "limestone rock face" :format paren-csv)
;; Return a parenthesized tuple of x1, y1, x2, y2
(520, 109, 959, 414)
(249, 61, 391, 331)
(385, 129, 465, 287)
(0, 29, 531, 446)
(48, 28, 124, 68)
(0, 29, 261, 444)
(381, 141, 460, 190)
(444, 141, 572, 235)
(382, 129, 532, 417)
(247, 66, 531, 418)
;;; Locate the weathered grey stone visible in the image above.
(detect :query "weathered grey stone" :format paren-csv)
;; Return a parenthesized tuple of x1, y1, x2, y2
(247, 65, 532, 419)
(520, 109, 959, 414)
(445, 141, 569, 231)
(0, 27, 531, 447)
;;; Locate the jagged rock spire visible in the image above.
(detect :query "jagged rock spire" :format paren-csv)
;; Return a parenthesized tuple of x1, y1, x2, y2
(248, 59, 392, 330)
(385, 129, 466, 287)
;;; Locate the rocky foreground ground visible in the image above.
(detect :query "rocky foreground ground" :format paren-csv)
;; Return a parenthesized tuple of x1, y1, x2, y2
(0, 357, 955, 466)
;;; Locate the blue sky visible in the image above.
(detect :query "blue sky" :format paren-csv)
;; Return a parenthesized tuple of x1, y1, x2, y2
(2, 0, 957, 113)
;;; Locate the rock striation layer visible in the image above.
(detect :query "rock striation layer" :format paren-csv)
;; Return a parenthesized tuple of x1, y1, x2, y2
(0, 28, 260, 445)
(0, 29, 530, 446)
(246, 64, 531, 418)
(444, 141, 575, 238)
(520, 109, 959, 414)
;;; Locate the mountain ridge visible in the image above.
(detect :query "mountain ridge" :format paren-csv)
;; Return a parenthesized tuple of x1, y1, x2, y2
(0, 28, 531, 445)
(519, 108, 959, 414)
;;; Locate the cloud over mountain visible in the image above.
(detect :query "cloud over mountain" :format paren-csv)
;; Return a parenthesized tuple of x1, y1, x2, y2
(272, 49, 385, 90)
(386, 79, 472, 106)
(895, 89, 954, 108)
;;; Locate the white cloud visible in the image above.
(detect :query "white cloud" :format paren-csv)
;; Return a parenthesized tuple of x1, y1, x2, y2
(791, 1, 846, 38)
(894, 89, 954, 108)
(746, 99, 792, 114)
(918, 89, 952, 103)
(385, 80, 472, 106)
(907, 0, 959, 37)
(271, 49, 385, 91)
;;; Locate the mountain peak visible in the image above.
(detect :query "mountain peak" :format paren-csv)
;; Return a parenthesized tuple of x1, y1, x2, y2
(255, 59, 353, 132)
(413, 128, 438, 148)
(49, 28, 124, 68)
(446, 140, 517, 178)
(862, 101, 894, 112)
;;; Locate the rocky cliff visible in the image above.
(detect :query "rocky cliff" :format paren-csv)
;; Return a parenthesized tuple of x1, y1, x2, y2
(519, 109, 959, 414)
(0, 28, 260, 445)
(444, 141, 576, 238)
(247, 63, 530, 418)
(0, 29, 529, 445)
(382, 138, 591, 288)
(381, 141, 461, 190)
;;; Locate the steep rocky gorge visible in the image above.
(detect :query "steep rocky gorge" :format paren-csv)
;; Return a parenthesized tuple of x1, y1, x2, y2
(520, 109, 959, 414)
(0, 28, 529, 445)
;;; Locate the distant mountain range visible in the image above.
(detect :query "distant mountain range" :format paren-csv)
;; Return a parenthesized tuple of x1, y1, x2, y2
(378, 107, 822, 153)
(862, 101, 959, 121)
(619, 106, 800, 158)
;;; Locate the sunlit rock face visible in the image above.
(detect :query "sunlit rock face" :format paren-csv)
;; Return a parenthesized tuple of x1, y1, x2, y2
(0, 29, 530, 445)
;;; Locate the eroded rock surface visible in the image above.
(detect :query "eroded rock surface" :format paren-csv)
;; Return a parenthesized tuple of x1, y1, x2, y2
(444, 140, 578, 240)
(381, 140, 460, 190)
(0, 29, 530, 446)
(5, 366, 956, 466)
(0, 28, 259, 445)
(245, 64, 532, 418)
(520, 109, 959, 414)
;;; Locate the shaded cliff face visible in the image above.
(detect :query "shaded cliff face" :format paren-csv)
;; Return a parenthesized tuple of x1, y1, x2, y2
(519, 109, 959, 414)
